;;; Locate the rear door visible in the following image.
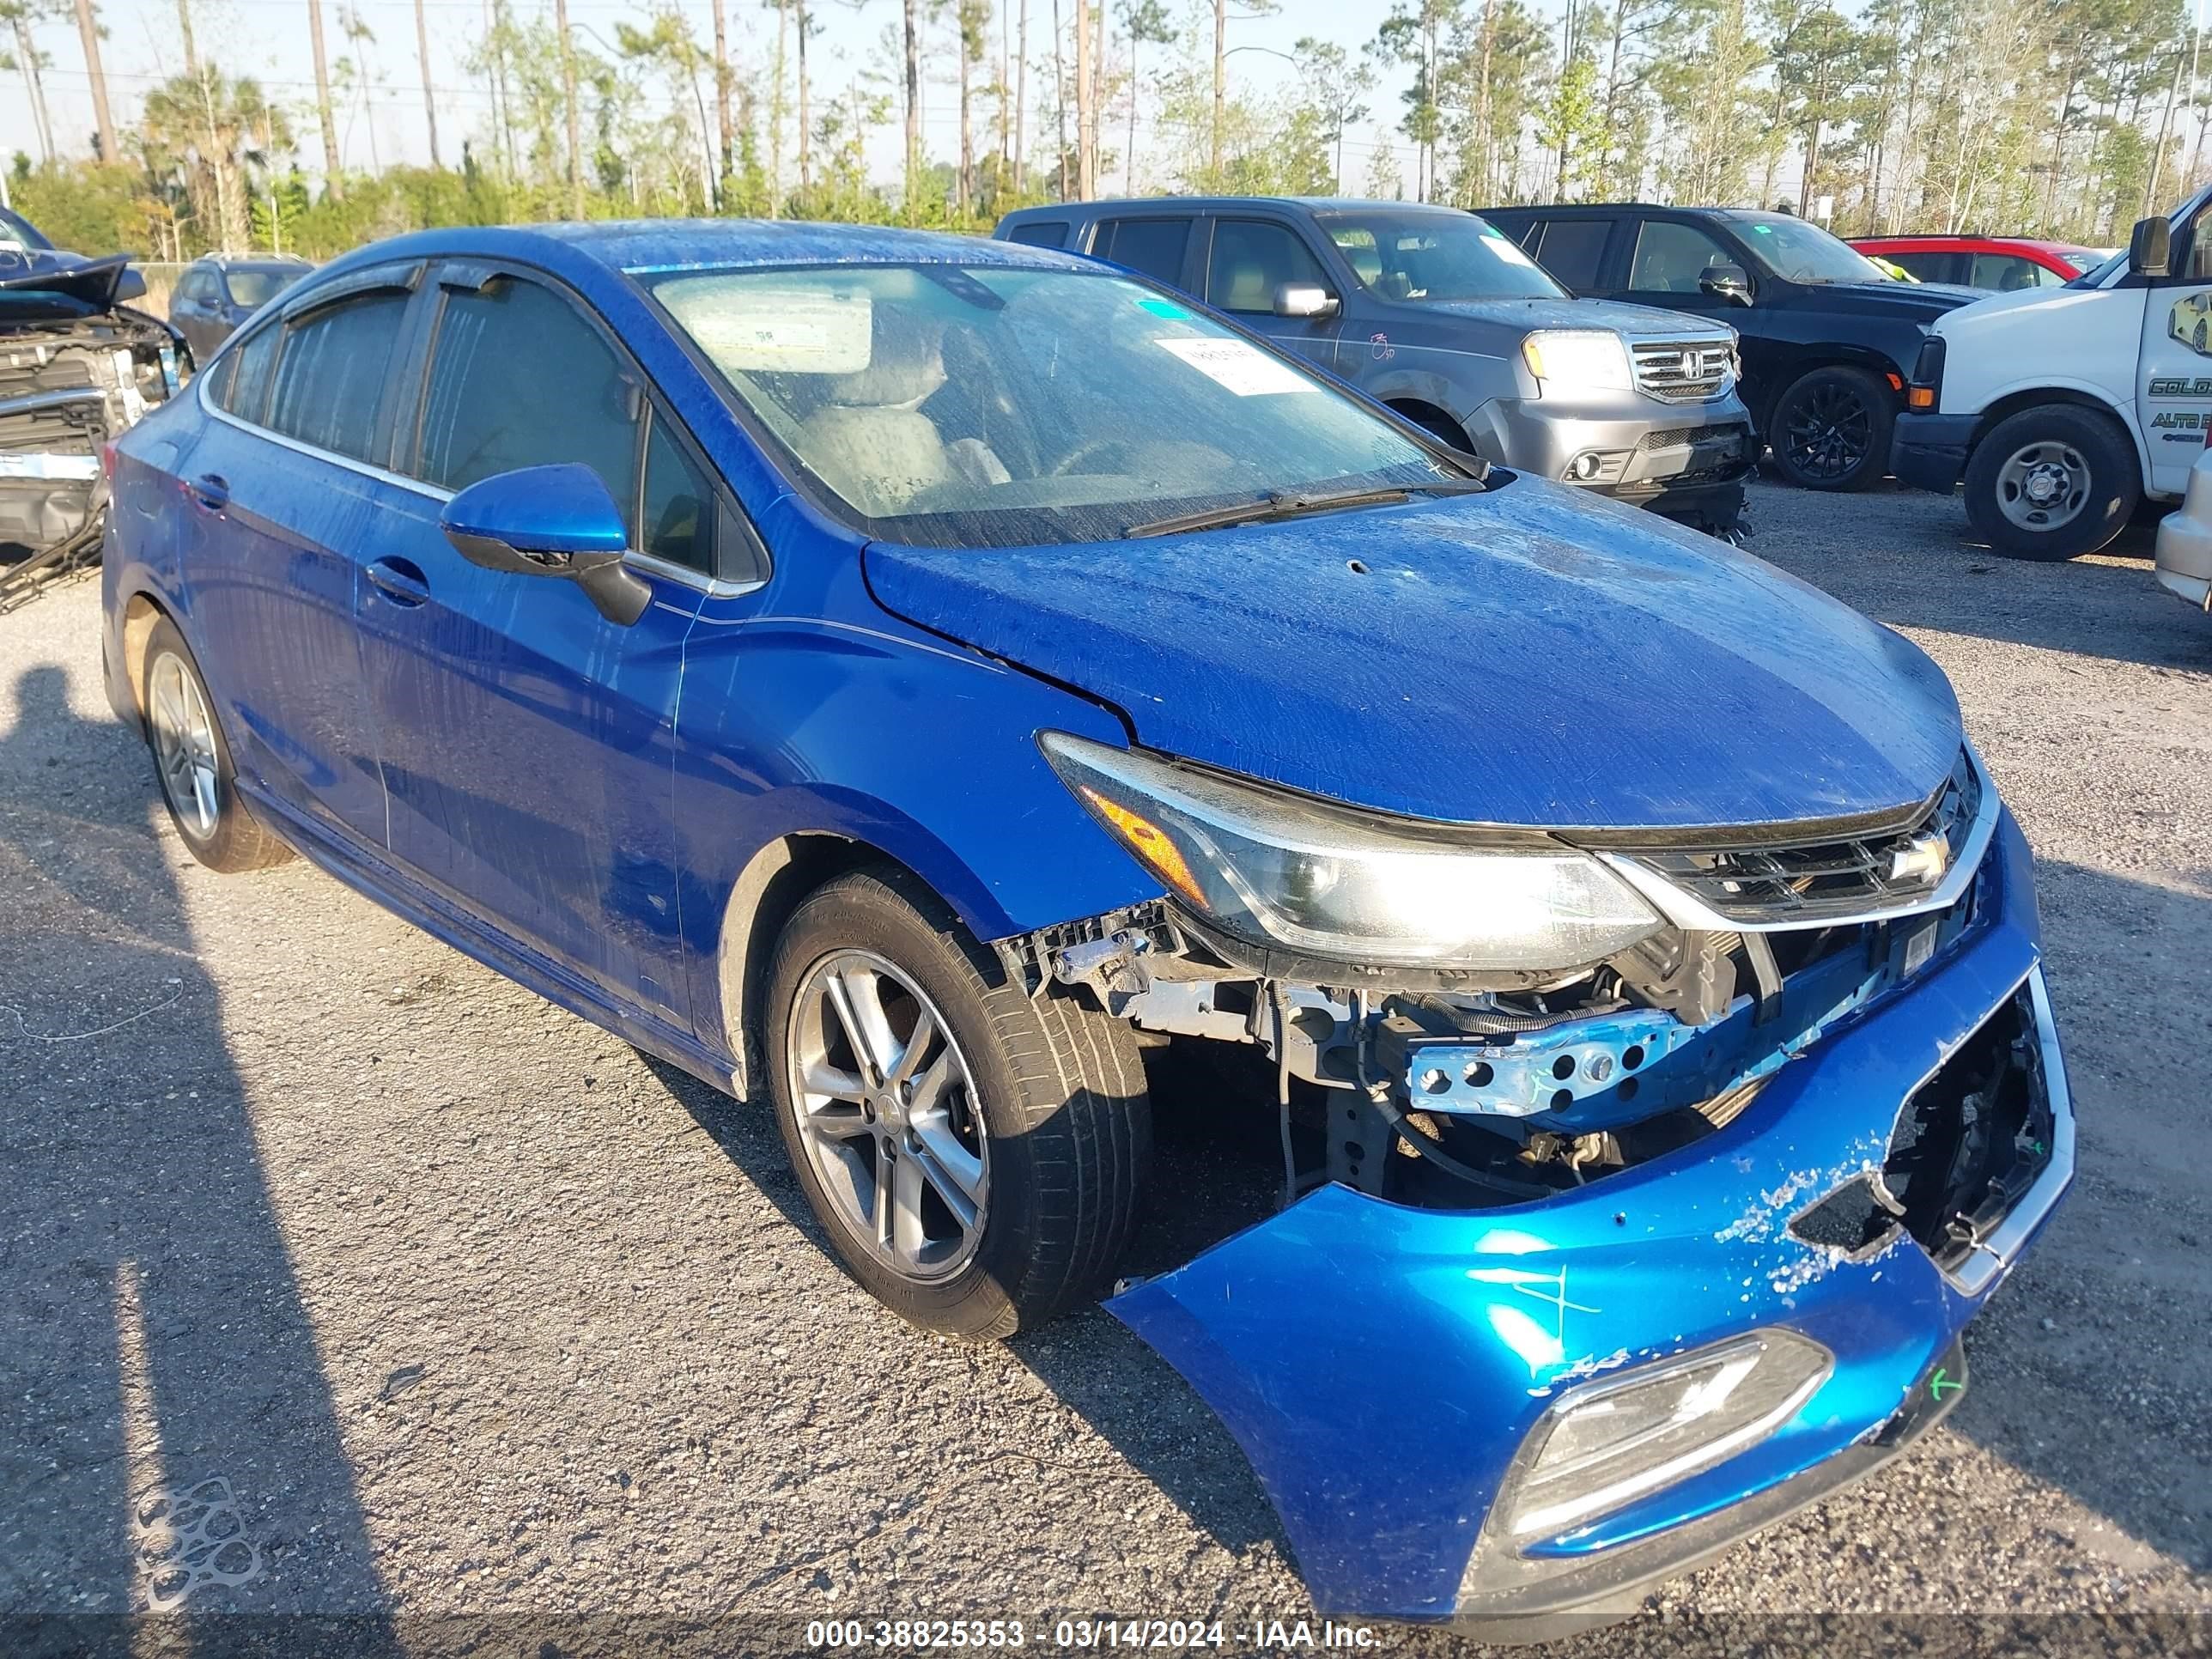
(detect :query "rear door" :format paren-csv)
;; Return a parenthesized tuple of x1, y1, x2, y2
(349, 261, 714, 1026)
(179, 266, 422, 844)
(1200, 215, 1344, 368)
(168, 269, 222, 364)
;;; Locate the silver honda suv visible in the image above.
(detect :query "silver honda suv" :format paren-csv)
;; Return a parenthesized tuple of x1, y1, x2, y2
(995, 197, 1756, 535)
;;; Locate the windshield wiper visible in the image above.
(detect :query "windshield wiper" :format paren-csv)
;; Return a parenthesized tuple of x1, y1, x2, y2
(1124, 478, 1488, 539)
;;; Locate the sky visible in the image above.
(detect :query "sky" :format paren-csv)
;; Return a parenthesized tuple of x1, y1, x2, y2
(3, 0, 1430, 197)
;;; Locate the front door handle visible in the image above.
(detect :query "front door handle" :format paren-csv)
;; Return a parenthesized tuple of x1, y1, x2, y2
(187, 472, 228, 512)
(364, 556, 430, 607)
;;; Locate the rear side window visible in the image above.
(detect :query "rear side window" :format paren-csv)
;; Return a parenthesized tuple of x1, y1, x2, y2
(264, 290, 411, 462)
(223, 322, 282, 423)
(1206, 219, 1328, 313)
(1006, 220, 1070, 249)
(1534, 220, 1610, 290)
(1885, 251, 1960, 283)
(1096, 217, 1192, 285)
(416, 277, 640, 519)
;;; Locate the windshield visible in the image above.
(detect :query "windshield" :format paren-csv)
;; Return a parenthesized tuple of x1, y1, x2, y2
(1317, 210, 1565, 302)
(1729, 215, 1890, 284)
(226, 267, 304, 307)
(0, 206, 53, 251)
(2069, 249, 2127, 289)
(2059, 249, 2108, 275)
(646, 264, 1468, 547)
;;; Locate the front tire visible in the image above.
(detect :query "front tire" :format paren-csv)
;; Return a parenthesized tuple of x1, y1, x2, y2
(764, 866, 1151, 1338)
(1769, 365, 1894, 490)
(139, 616, 292, 872)
(1963, 404, 2141, 561)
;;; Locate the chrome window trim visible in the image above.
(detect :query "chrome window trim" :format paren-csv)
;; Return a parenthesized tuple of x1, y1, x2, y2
(196, 379, 757, 601)
(1595, 742, 2002, 934)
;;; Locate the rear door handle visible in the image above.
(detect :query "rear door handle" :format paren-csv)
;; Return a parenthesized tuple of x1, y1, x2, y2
(187, 472, 228, 512)
(364, 556, 430, 608)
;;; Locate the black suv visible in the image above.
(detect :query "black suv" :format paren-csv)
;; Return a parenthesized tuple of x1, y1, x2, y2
(1480, 204, 1978, 490)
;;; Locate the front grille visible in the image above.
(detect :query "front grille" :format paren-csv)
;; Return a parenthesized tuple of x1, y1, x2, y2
(1631, 340, 1734, 403)
(1620, 750, 1984, 926)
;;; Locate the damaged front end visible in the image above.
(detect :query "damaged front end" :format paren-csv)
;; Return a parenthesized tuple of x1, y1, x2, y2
(1, 252, 181, 607)
(1007, 742, 2069, 1634)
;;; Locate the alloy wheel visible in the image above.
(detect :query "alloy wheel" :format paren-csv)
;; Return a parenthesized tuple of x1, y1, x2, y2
(785, 949, 989, 1283)
(149, 654, 221, 839)
(1993, 440, 2092, 533)
(1782, 381, 1874, 483)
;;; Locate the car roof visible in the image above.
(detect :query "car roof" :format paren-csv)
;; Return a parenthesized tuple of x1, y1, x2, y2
(1001, 196, 1463, 218)
(308, 218, 1093, 287)
(1846, 234, 2093, 253)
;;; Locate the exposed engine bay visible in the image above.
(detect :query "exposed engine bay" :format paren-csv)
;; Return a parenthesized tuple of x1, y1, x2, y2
(1006, 750, 2003, 1213)
(1, 252, 180, 607)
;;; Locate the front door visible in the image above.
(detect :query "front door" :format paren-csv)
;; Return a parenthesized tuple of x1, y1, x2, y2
(350, 265, 705, 1028)
(2140, 205, 2212, 495)
(1202, 216, 1345, 369)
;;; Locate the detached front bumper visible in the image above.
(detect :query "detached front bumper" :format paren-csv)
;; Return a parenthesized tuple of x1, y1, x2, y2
(1890, 410, 1978, 495)
(1109, 809, 2070, 1633)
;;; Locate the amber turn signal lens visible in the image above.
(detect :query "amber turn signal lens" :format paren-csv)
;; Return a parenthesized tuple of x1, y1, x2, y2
(1078, 786, 1208, 906)
(1908, 386, 1935, 409)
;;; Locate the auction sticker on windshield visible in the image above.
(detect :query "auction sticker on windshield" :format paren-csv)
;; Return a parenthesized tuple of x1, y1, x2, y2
(1155, 337, 1313, 396)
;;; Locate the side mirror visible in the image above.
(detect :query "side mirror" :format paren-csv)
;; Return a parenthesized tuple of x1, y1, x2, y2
(2130, 216, 2172, 278)
(1698, 263, 1753, 305)
(115, 268, 149, 302)
(1274, 283, 1340, 320)
(440, 463, 649, 627)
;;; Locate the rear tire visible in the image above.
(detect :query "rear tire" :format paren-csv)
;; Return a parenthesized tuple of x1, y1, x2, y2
(1768, 365, 1894, 490)
(764, 866, 1151, 1338)
(1963, 404, 2140, 561)
(139, 616, 293, 872)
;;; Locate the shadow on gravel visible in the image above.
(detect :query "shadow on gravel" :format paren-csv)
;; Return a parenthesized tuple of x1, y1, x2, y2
(0, 666, 396, 1652)
(1941, 859, 2212, 1575)
(643, 1045, 1295, 1567)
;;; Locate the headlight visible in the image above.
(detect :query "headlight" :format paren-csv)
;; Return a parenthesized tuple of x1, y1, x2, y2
(1519, 329, 1632, 395)
(1040, 732, 1664, 973)
(1501, 1331, 1832, 1541)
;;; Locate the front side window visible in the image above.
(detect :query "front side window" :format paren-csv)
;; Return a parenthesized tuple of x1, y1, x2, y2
(1628, 221, 1736, 294)
(645, 263, 1462, 548)
(265, 290, 411, 461)
(1322, 210, 1568, 302)
(1206, 220, 1329, 313)
(416, 276, 640, 519)
(639, 412, 714, 574)
(1728, 214, 1889, 284)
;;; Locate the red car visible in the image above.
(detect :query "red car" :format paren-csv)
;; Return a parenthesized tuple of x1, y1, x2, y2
(1847, 234, 2105, 291)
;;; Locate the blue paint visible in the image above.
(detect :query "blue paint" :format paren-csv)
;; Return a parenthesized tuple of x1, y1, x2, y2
(1110, 811, 2065, 1622)
(96, 218, 2069, 1632)
(442, 463, 630, 555)
(866, 484, 1962, 829)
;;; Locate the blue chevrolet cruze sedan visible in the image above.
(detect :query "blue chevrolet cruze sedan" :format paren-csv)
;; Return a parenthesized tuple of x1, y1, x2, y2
(100, 221, 2072, 1633)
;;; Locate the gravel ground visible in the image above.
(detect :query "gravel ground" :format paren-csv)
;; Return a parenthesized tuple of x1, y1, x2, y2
(3, 481, 2209, 1657)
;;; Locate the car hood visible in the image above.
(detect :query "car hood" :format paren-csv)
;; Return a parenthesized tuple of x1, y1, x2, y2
(861, 483, 1963, 831)
(1794, 278, 1980, 317)
(1406, 294, 1735, 341)
(0, 248, 138, 311)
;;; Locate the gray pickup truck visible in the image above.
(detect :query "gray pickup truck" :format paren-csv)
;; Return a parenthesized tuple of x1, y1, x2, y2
(994, 197, 1756, 535)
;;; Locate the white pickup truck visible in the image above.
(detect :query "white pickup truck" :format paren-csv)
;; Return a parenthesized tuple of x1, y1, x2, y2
(1891, 183, 2212, 559)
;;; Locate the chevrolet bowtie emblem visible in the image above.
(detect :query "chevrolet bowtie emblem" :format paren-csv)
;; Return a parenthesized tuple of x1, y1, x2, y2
(1889, 829, 1950, 887)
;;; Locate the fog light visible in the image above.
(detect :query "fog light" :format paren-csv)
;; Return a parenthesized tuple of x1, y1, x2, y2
(1502, 1330, 1832, 1541)
(1567, 453, 1603, 480)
